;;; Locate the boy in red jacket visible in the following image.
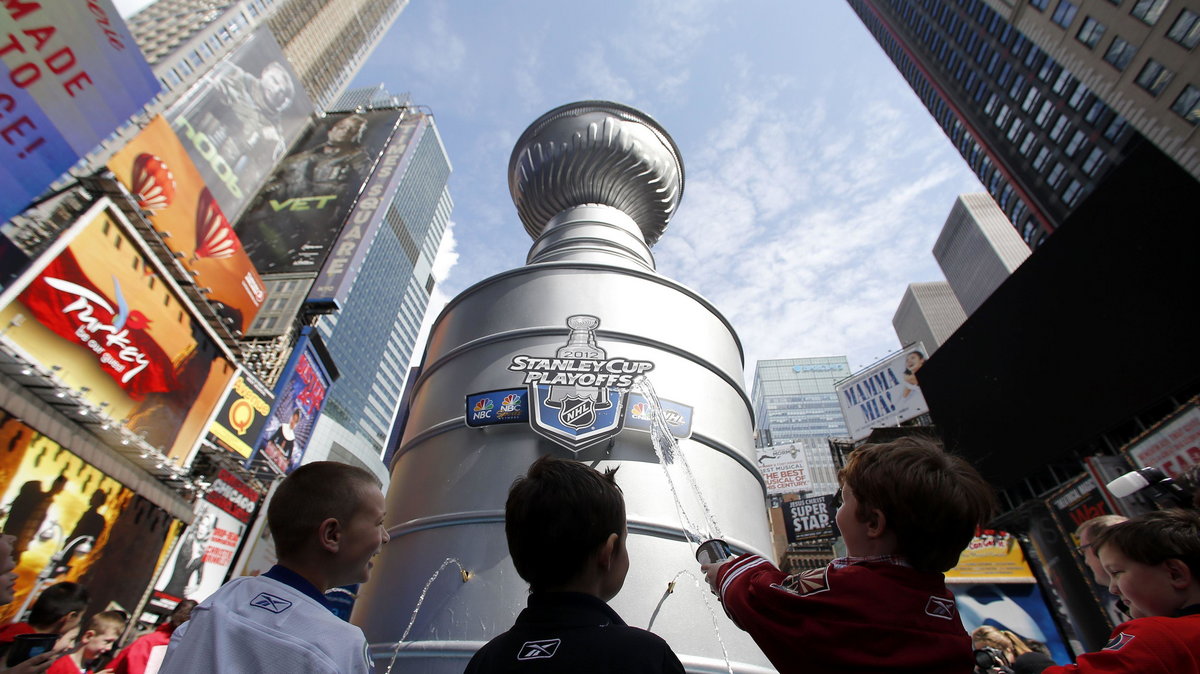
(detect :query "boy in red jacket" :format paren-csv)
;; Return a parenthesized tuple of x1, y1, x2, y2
(702, 437, 994, 674)
(1044, 508, 1200, 673)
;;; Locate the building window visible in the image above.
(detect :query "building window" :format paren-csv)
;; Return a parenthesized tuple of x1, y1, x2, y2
(1036, 100, 1055, 126)
(1050, 114, 1071, 141)
(1052, 69, 1074, 94)
(1077, 17, 1106, 47)
(1104, 36, 1138, 70)
(1007, 118, 1025, 141)
(1048, 162, 1067, 187)
(1020, 131, 1038, 155)
(1034, 146, 1052, 171)
(1135, 59, 1173, 96)
(1130, 0, 1168, 25)
(1085, 99, 1107, 124)
(1023, 87, 1041, 111)
(1171, 85, 1200, 124)
(1064, 129, 1087, 156)
(1104, 115, 1129, 141)
(1031, 0, 1050, 10)
(1069, 83, 1091, 108)
(1053, 0, 1079, 27)
(1167, 9, 1200, 49)
(1082, 147, 1106, 175)
(1062, 179, 1083, 207)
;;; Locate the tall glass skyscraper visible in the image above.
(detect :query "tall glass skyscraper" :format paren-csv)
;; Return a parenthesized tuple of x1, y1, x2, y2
(751, 356, 852, 495)
(847, 0, 1142, 247)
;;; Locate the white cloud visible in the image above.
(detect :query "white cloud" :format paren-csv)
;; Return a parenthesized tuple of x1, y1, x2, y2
(431, 221, 459, 281)
(575, 47, 637, 103)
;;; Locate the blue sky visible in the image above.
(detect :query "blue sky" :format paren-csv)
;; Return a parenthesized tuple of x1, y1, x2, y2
(349, 1, 986, 382)
(119, 0, 987, 382)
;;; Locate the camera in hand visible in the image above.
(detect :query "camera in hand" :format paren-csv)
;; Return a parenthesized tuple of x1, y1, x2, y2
(6, 633, 59, 667)
(973, 646, 1014, 673)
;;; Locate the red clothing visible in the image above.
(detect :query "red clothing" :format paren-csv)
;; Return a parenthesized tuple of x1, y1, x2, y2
(0, 621, 35, 644)
(46, 656, 82, 674)
(715, 554, 974, 674)
(108, 624, 174, 674)
(1043, 613, 1200, 673)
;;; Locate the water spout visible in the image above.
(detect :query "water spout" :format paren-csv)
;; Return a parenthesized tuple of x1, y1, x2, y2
(383, 558, 471, 674)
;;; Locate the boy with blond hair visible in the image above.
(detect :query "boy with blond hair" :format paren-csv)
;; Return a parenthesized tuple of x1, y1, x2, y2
(702, 436, 995, 674)
(1044, 508, 1200, 673)
(46, 610, 126, 674)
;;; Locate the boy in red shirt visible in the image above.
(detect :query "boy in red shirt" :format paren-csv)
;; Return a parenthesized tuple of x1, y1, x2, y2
(107, 600, 195, 674)
(1044, 508, 1200, 673)
(46, 611, 125, 674)
(702, 437, 995, 674)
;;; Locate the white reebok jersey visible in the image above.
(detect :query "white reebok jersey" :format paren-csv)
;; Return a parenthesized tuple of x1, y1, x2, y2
(159, 574, 372, 673)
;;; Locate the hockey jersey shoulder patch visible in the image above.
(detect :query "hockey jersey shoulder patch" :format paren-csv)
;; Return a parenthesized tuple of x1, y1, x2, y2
(773, 566, 830, 596)
(1103, 632, 1135, 651)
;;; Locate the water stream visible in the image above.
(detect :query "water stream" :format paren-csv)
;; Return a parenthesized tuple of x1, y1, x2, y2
(383, 557, 471, 674)
(646, 569, 734, 674)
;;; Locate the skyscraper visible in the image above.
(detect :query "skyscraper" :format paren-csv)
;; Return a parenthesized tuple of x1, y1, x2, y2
(892, 281, 967, 354)
(847, 0, 1142, 247)
(985, 0, 1200, 182)
(933, 193, 1031, 314)
(751, 356, 852, 495)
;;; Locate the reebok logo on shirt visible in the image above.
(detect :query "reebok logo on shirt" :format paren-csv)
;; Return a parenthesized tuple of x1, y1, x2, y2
(517, 639, 560, 660)
(250, 592, 293, 614)
(924, 596, 955, 620)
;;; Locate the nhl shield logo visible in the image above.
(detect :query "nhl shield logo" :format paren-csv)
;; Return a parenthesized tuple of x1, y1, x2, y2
(559, 396, 597, 429)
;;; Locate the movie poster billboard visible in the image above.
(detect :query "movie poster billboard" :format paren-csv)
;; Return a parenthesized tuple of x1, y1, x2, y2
(164, 28, 313, 222)
(782, 494, 837, 544)
(756, 444, 813, 495)
(0, 411, 175, 623)
(835, 344, 929, 441)
(0, 200, 236, 464)
(946, 531, 1036, 583)
(251, 327, 336, 474)
(237, 109, 405, 275)
(107, 116, 267, 333)
(307, 114, 422, 309)
(1124, 404, 1200, 479)
(152, 469, 257, 604)
(208, 371, 275, 459)
(1, 0, 159, 224)
(952, 583, 1072, 665)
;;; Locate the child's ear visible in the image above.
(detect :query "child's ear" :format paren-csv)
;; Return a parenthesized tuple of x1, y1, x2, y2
(597, 533, 619, 570)
(1164, 558, 1193, 588)
(865, 508, 888, 539)
(317, 517, 342, 553)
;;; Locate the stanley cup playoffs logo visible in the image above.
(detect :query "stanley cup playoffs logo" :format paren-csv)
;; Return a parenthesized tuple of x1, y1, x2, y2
(508, 316, 654, 452)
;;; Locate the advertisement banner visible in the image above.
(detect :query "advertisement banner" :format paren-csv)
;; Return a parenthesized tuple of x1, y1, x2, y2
(0, 201, 235, 464)
(1125, 404, 1200, 479)
(782, 494, 837, 544)
(756, 444, 813, 495)
(209, 371, 275, 458)
(952, 583, 1072, 665)
(232, 479, 280, 578)
(252, 329, 335, 474)
(1, 0, 159, 223)
(307, 115, 421, 308)
(164, 28, 313, 221)
(0, 411, 175, 624)
(946, 531, 1036, 583)
(1046, 474, 1115, 539)
(152, 469, 257, 604)
(237, 110, 405, 274)
(107, 116, 267, 333)
(835, 344, 929, 441)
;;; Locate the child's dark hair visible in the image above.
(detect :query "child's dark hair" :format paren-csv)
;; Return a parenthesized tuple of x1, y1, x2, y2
(839, 436, 995, 573)
(1093, 508, 1200, 579)
(268, 461, 382, 559)
(505, 455, 624, 591)
(29, 581, 89, 629)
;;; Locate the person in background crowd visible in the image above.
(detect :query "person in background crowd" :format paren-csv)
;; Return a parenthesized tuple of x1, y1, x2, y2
(46, 611, 125, 674)
(159, 462, 387, 673)
(107, 601, 196, 674)
(0, 534, 73, 673)
(1044, 509, 1200, 673)
(0, 583, 89, 662)
(1076, 515, 1128, 586)
(971, 625, 1056, 673)
(703, 437, 996, 674)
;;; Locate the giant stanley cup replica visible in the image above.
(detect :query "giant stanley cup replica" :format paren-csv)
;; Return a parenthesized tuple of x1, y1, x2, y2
(355, 101, 776, 672)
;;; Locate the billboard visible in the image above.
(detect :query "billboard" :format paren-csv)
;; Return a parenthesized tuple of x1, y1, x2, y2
(108, 116, 267, 333)
(237, 109, 405, 274)
(1, 0, 159, 224)
(208, 371, 275, 459)
(782, 494, 837, 544)
(756, 443, 813, 495)
(835, 344, 929, 441)
(952, 583, 1072, 665)
(0, 411, 176, 624)
(946, 531, 1036, 583)
(307, 114, 422, 308)
(1124, 404, 1200, 479)
(152, 469, 258, 603)
(164, 28, 313, 221)
(0, 200, 235, 464)
(251, 328, 336, 474)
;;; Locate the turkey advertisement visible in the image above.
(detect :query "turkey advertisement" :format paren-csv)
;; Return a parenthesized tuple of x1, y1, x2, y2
(107, 115, 266, 334)
(0, 201, 235, 465)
